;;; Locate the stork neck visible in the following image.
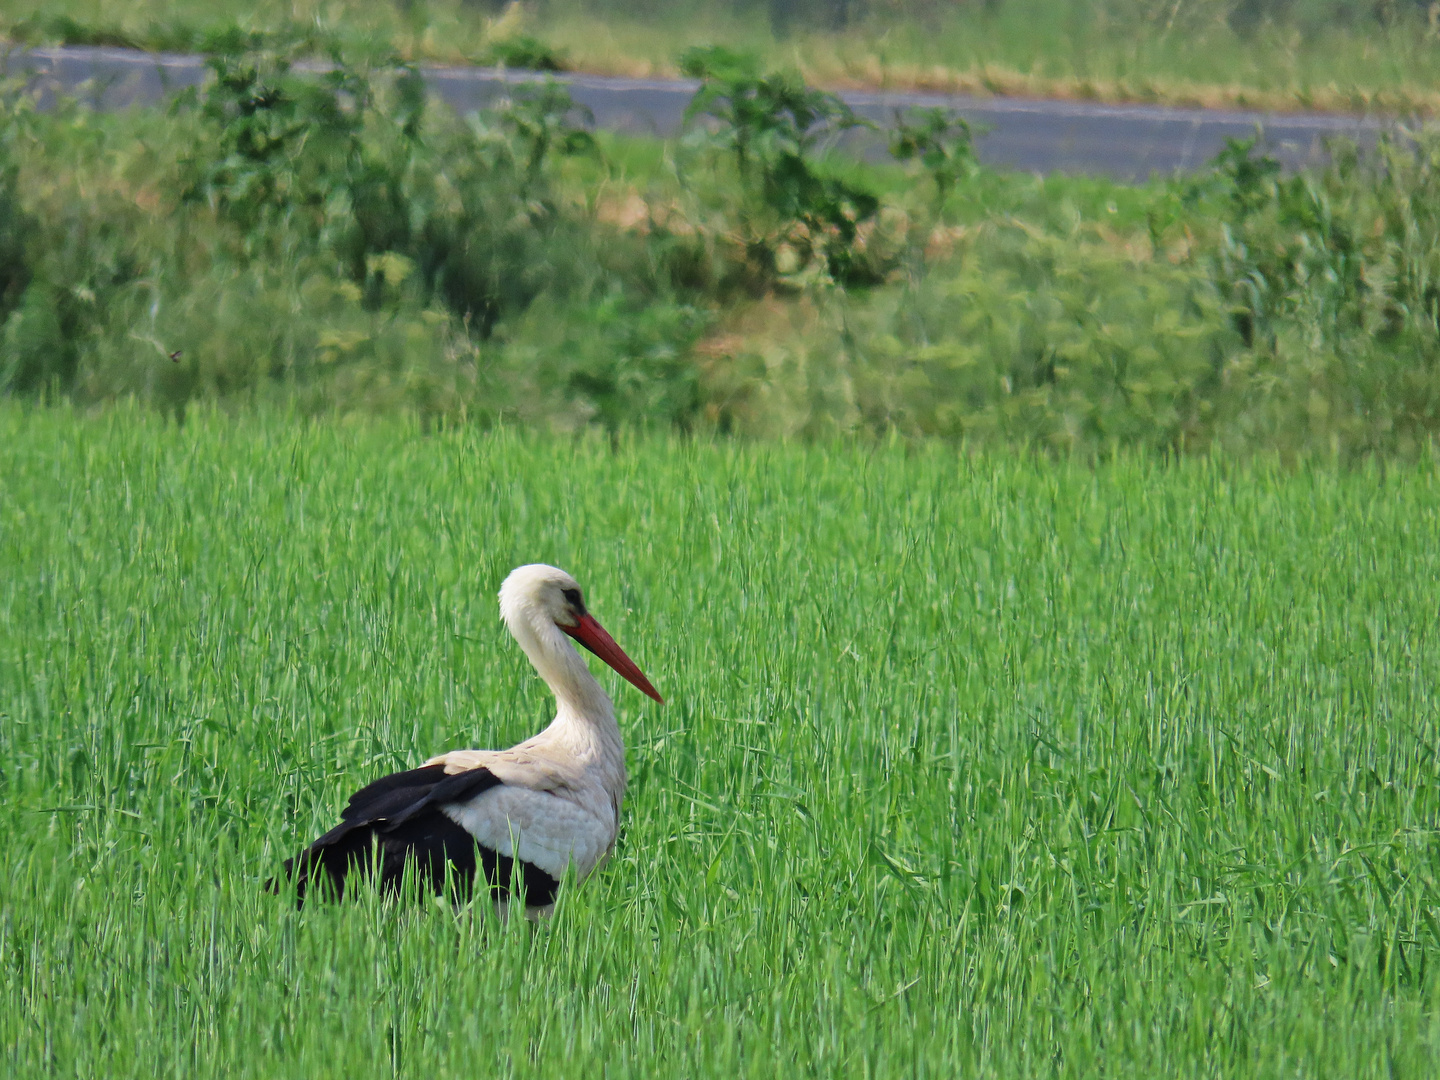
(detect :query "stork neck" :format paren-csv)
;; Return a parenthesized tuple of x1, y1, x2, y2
(509, 615, 621, 748)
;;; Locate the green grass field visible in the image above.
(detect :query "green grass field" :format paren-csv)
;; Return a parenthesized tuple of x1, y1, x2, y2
(2, 403, 1439, 1076)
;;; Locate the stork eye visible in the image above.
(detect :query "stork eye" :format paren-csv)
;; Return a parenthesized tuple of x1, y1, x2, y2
(562, 587, 585, 615)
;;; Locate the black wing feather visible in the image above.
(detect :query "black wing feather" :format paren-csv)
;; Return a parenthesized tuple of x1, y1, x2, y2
(339, 764, 488, 820)
(277, 763, 559, 908)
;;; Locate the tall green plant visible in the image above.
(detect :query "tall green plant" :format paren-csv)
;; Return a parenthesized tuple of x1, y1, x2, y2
(889, 107, 979, 210)
(679, 46, 883, 286)
(0, 83, 144, 397)
(177, 50, 370, 234)
(0, 82, 34, 330)
(176, 50, 602, 336)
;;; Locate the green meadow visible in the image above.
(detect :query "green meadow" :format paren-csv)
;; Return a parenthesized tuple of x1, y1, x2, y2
(1, 404, 1438, 1077)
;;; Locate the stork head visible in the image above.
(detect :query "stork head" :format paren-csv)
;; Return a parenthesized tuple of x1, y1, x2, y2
(499, 564, 664, 703)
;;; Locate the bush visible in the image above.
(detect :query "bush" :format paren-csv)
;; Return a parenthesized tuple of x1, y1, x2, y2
(1195, 134, 1440, 347)
(0, 87, 33, 333)
(5, 46, 1440, 457)
(679, 46, 886, 287)
(889, 107, 979, 209)
(0, 50, 710, 424)
(485, 35, 570, 72)
(700, 223, 1231, 449)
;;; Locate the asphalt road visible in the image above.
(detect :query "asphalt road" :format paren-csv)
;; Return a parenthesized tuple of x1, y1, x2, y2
(5, 44, 1392, 180)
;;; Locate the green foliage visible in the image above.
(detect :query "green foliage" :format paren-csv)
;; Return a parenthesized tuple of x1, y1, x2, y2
(5, 9, 325, 54)
(0, 85, 33, 331)
(2, 410, 1440, 1076)
(179, 52, 375, 233)
(6, 49, 1440, 456)
(175, 50, 604, 335)
(706, 222, 1232, 449)
(494, 80, 597, 183)
(485, 33, 570, 72)
(0, 56, 707, 424)
(1173, 133, 1440, 452)
(0, 89, 144, 397)
(697, 124, 1440, 458)
(889, 106, 979, 207)
(505, 288, 707, 430)
(680, 46, 884, 286)
(0, 206, 139, 396)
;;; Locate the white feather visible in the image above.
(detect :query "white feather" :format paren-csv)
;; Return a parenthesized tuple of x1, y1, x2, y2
(441, 786, 616, 881)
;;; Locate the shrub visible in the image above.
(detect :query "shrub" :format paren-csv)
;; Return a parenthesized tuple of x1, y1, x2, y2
(176, 50, 601, 337)
(1193, 133, 1440, 353)
(679, 46, 886, 287)
(485, 35, 569, 72)
(889, 107, 979, 210)
(694, 122, 1440, 457)
(5, 45, 1440, 457)
(0, 50, 708, 424)
(0, 86, 33, 331)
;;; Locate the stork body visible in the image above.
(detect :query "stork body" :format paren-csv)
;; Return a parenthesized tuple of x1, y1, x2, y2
(282, 564, 662, 915)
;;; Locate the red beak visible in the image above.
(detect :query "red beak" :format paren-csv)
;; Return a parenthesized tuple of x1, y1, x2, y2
(562, 614, 664, 703)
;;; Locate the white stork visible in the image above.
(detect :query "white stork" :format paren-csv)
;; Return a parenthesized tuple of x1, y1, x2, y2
(281, 563, 663, 917)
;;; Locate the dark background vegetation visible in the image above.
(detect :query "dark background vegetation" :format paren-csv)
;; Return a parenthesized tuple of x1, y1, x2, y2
(2, 44, 1440, 456)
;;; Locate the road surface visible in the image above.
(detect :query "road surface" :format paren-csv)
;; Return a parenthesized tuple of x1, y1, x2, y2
(4, 44, 1392, 180)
